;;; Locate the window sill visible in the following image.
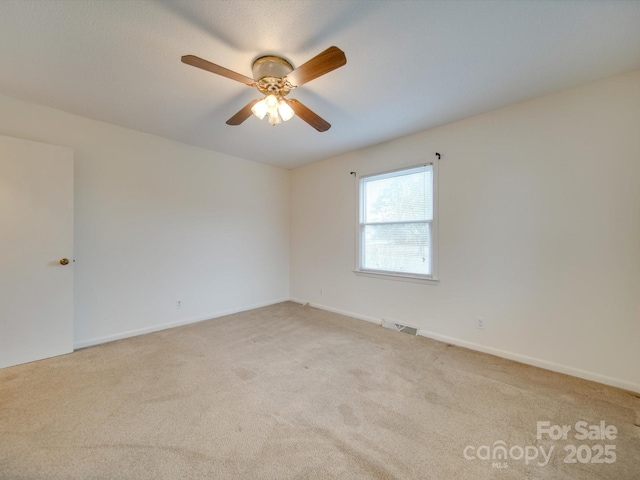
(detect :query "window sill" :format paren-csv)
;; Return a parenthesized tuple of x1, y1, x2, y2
(354, 269, 439, 285)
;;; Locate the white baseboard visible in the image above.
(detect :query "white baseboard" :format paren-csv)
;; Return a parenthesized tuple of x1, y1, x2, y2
(418, 329, 640, 394)
(292, 298, 640, 394)
(289, 298, 382, 325)
(74, 297, 290, 350)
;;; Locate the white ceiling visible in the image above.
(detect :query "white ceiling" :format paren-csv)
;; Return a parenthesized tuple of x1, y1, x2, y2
(1, 1, 640, 169)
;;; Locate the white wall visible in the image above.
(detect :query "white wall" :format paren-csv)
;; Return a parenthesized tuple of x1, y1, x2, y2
(2, 69, 638, 391)
(0, 93, 290, 348)
(290, 69, 640, 392)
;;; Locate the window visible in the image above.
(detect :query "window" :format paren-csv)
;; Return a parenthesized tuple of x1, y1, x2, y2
(357, 164, 437, 282)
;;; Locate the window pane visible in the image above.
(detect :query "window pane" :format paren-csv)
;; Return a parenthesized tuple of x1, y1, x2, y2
(364, 168, 432, 223)
(362, 223, 431, 275)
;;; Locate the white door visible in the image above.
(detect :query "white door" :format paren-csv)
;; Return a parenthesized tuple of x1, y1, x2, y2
(0, 135, 74, 368)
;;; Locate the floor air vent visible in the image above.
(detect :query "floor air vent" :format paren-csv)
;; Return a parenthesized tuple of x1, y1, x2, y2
(382, 319, 418, 336)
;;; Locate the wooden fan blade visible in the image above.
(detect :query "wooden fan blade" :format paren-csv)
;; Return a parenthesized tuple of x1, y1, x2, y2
(226, 99, 261, 125)
(182, 55, 255, 86)
(285, 99, 331, 132)
(286, 46, 346, 87)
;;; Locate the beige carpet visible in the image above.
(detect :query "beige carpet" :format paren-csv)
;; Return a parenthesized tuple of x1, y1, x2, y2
(1, 302, 638, 479)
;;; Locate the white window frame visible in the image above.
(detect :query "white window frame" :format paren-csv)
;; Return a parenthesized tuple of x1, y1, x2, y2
(355, 162, 439, 285)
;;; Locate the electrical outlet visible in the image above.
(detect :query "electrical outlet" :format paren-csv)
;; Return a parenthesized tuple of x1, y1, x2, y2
(476, 316, 485, 330)
(176, 299, 183, 309)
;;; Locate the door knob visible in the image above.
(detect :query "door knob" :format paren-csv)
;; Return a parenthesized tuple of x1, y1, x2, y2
(59, 258, 70, 265)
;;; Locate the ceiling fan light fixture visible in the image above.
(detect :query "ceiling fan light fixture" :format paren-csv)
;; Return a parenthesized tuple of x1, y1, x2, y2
(264, 94, 278, 108)
(265, 94, 280, 125)
(251, 99, 268, 120)
(278, 100, 294, 122)
(252, 94, 294, 125)
(267, 111, 282, 126)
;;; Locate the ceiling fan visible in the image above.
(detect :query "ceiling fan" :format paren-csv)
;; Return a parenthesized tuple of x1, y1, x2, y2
(181, 46, 346, 132)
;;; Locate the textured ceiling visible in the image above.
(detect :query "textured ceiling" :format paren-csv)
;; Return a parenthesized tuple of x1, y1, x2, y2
(1, 0, 640, 169)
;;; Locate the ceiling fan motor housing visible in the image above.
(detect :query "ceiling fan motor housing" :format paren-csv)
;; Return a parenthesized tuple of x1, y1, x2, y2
(252, 56, 294, 96)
